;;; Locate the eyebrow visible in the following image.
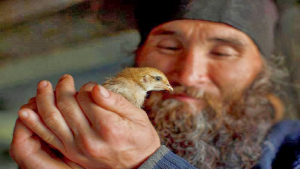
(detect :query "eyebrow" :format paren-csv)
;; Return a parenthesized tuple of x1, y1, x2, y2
(208, 38, 245, 46)
(151, 29, 178, 36)
(151, 29, 245, 46)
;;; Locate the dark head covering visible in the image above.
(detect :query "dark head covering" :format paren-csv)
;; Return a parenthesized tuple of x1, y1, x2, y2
(135, 0, 278, 58)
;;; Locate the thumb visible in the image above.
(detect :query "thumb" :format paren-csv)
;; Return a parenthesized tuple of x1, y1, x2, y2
(91, 85, 146, 120)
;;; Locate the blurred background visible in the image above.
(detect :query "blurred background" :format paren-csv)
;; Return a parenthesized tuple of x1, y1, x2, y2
(0, 0, 299, 168)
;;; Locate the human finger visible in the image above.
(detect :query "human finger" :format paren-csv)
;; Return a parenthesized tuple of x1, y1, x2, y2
(10, 119, 70, 169)
(28, 97, 36, 104)
(91, 85, 147, 121)
(20, 102, 37, 112)
(63, 157, 85, 169)
(36, 80, 74, 144)
(18, 108, 64, 152)
(76, 82, 119, 131)
(55, 74, 91, 137)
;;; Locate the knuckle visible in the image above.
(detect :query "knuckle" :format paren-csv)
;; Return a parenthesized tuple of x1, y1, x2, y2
(56, 98, 73, 112)
(102, 124, 122, 140)
(43, 134, 56, 144)
(114, 94, 128, 108)
(80, 138, 98, 157)
(108, 126, 121, 138)
(43, 111, 60, 127)
(85, 146, 99, 158)
(29, 120, 40, 130)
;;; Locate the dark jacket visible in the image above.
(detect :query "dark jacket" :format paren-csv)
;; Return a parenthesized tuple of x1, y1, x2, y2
(139, 120, 300, 169)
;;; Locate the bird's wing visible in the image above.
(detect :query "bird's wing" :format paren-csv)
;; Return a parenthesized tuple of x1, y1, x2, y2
(103, 77, 126, 93)
(103, 77, 144, 108)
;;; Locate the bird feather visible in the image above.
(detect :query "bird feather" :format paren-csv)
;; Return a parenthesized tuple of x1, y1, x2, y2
(103, 67, 172, 108)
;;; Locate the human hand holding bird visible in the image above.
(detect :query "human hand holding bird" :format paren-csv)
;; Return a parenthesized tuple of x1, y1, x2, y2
(13, 67, 172, 169)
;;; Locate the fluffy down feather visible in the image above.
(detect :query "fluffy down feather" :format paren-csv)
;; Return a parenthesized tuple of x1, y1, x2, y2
(103, 67, 172, 108)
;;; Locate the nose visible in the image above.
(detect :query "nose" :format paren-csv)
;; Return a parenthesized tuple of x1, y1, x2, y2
(174, 49, 209, 86)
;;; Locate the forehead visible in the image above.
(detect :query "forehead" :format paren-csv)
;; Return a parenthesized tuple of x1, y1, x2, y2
(148, 19, 256, 47)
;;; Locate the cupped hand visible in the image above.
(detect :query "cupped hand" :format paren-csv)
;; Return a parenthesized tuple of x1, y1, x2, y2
(17, 75, 161, 169)
(10, 118, 83, 169)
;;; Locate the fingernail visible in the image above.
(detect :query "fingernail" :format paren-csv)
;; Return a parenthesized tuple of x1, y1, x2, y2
(38, 80, 48, 89)
(19, 110, 28, 118)
(59, 74, 68, 82)
(99, 85, 110, 98)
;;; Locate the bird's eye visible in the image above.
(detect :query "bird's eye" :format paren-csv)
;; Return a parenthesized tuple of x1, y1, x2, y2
(155, 76, 162, 81)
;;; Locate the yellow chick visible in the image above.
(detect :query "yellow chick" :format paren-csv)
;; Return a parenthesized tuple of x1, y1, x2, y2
(103, 67, 173, 108)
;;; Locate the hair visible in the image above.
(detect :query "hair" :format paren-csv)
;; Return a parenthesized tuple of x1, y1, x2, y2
(263, 54, 296, 119)
(142, 53, 290, 168)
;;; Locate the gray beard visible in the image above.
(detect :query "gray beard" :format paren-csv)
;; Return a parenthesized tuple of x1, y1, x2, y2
(144, 72, 275, 169)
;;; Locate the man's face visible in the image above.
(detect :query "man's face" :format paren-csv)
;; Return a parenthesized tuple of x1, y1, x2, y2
(135, 20, 273, 168)
(136, 19, 263, 110)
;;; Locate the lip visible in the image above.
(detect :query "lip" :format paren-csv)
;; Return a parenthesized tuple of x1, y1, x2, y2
(163, 93, 208, 109)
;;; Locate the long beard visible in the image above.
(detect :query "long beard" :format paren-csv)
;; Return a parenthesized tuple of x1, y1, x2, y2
(144, 70, 275, 169)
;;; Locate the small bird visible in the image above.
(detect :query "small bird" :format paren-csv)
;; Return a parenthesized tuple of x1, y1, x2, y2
(103, 67, 173, 108)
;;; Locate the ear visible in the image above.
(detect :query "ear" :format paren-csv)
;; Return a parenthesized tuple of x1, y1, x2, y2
(141, 75, 151, 83)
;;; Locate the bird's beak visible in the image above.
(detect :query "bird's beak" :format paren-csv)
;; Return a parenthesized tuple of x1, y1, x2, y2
(164, 84, 173, 92)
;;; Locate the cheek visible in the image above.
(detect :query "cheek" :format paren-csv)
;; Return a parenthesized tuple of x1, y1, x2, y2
(210, 58, 262, 99)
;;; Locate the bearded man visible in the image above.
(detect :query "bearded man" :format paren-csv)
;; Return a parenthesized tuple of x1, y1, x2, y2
(10, 0, 300, 168)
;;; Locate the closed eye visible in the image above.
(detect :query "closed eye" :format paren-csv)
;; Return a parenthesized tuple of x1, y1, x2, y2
(158, 45, 180, 51)
(211, 52, 231, 56)
(157, 38, 182, 53)
(210, 45, 238, 57)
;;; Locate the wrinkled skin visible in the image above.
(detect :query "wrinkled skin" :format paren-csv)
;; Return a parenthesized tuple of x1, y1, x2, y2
(136, 20, 263, 107)
(10, 20, 264, 169)
(10, 78, 160, 169)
